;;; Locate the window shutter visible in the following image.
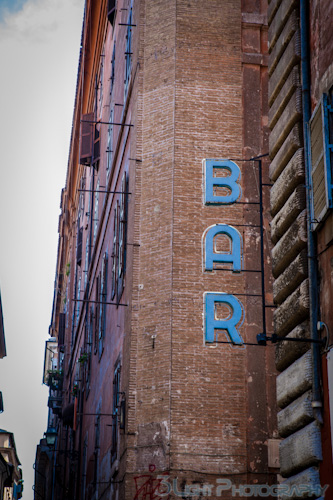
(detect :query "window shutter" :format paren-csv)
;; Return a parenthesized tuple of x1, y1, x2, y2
(94, 277, 100, 354)
(117, 172, 128, 299)
(80, 113, 94, 165)
(309, 94, 333, 228)
(99, 253, 108, 359)
(111, 204, 118, 299)
(76, 227, 83, 266)
(107, 108, 114, 179)
(110, 43, 116, 96)
(107, 0, 116, 24)
(124, 6, 132, 98)
(118, 189, 124, 279)
(111, 363, 121, 461)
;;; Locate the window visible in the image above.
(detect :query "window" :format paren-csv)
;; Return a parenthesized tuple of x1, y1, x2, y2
(98, 252, 108, 359)
(93, 129, 100, 166)
(79, 113, 94, 165)
(111, 171, 128, 302)
(98, 49, 105, 119)
(111, 201, 119, 300)
(106, 107, 114, 182)
(93, 179, 100, 246)
(65, 277, 70, 329)
(111, 361, 121, 463)
(110, 42, 116, 97)
(107, 0, 116, 25)
(309, 93, 333, 229)
(58, 313, 66, 348)
(84, 177, 92, 288)
(117, 172, 128, 298)
(76, 226, 83, 266)
(75, 276, 81, 328)
(80, 113, 100, 168)
(94, 275, 100, 354)
(124, 3, 133, 100)
(84, 231, 89, 289)
(85, 307, 93, 394)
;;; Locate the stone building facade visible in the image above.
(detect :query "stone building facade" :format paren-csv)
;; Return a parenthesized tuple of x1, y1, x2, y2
(268, 0, 333, 494)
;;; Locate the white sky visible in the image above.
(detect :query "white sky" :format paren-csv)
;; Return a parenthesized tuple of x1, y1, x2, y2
(0, 0, 84, 498)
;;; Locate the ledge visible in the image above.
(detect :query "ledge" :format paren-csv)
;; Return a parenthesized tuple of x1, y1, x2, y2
(277, 350, 312, 409)
(279, 421, 322, 477)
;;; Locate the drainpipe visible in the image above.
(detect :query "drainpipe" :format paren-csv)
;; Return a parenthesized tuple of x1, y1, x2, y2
(300, 0, 323, 423)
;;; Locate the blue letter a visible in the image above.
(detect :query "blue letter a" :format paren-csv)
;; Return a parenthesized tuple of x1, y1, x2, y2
(204, 224, 242, 272)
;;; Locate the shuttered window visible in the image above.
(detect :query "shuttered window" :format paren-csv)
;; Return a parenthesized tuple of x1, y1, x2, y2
(111, 361, 121, 463)
(93, 179, 100, 246)
(106, 107, 114, 181)
(111, 202, 118, 300)
(85, 307, 93, 393)
(75, 276, 81, 327)
(80, 113, 94, 165)
(94, 275, 100, 354)
(110, 43, 116, 96)
(76, 227, 83, 266)
(79, 112, 100, 167)
(309, 94, 333, 229)
(93, 127, 100, 166)
(111, 172, 128, 302)
(99, 252, 108, 359)
(124, 4, 132, 100)
(117, 172, 128, 298)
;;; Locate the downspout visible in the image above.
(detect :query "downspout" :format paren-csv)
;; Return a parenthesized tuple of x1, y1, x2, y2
(300, 0, 323, 423)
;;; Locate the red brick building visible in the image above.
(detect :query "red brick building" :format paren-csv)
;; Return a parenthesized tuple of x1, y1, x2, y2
(37, 1, 284, 499)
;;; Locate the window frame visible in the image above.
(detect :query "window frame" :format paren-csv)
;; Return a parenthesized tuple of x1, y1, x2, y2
(98, 252, 108, 360)
(111, 361, 121, 463)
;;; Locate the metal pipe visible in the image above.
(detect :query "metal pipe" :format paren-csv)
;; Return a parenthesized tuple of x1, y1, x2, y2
(258, 159, 267, 338)
(300, 0, 323, 422)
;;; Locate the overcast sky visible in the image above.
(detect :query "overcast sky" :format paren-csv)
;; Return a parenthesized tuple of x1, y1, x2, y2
(0, 0, 84, 498)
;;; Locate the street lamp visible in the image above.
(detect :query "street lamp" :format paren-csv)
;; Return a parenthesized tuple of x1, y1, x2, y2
(44, 427, 57, 449)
